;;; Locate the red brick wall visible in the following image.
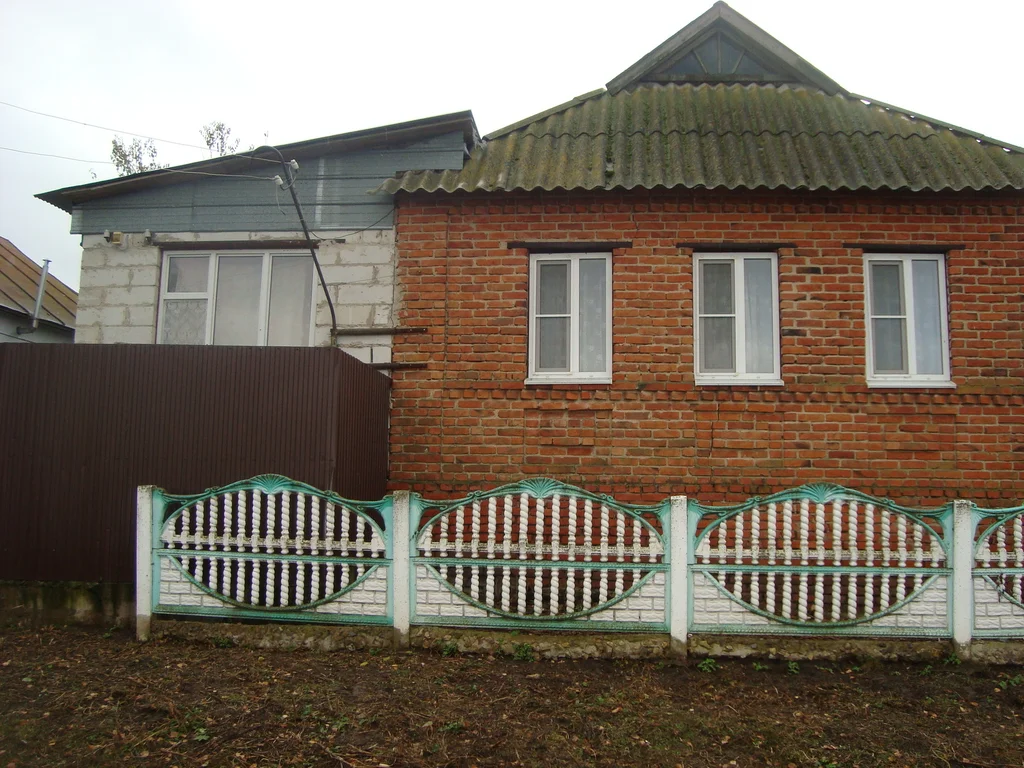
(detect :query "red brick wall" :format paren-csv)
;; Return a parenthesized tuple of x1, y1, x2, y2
(389, 190, 1024, 506)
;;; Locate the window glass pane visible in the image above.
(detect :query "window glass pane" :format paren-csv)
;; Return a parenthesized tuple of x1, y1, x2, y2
(700, 261, 733, 314)
(538, 262, 569, 315)
(167, 256, 209, 293)
(719, 36, 743, 74)
(579, 258, 607, 373)
(700, 317, 735, 372)
(695, 36, 719, 71)
(912, 260, 944, 375)
(268, 256, 314, 346)
(667, 52, 704, 76)
(744, 258, 774, 374)
(213, 255, 262, 345)
(870, 263, 903, 316)
(537, 317, 569, 371)
(161, 299, 207, 344)
(872, 318, 907, 373)
(734, 53, 769, 77)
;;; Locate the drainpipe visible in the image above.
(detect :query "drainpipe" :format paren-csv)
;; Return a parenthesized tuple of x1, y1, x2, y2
(16, 259, 50, 336)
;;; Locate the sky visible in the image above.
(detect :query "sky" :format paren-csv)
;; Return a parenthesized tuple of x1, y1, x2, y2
(1, 0, 1023, 291)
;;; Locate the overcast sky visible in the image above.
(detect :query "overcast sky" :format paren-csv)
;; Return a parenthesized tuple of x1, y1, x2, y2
(2, 0, 1022, 291)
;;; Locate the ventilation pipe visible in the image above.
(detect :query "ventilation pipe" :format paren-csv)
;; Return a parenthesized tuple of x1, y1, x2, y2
(17, 259, 50, 336)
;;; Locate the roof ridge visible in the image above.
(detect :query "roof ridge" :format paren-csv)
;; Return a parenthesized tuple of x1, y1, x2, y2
(849, 93, 1024, 155)
(506, 126, 946, 143)
(484, 89, 606, 140)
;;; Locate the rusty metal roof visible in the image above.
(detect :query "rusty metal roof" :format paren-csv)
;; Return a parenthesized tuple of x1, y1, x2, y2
(0, 237, 77, 328)
(381, 84, 1024, 195)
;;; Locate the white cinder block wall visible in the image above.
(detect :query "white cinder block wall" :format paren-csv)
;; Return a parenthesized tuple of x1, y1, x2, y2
(74, 229, 396, 362)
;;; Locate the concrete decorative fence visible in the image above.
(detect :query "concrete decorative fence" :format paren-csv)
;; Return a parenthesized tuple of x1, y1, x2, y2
(136, 476, 1024, 652)
(687, 485, 951, 637)
(412, 479, 669, 631)
(136, 475, 394, 640)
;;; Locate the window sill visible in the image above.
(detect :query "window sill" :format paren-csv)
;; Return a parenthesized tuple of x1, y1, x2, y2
(866, 378, 956, 390)
(695, 377, 784, 387)
(525, 377, 612, 386)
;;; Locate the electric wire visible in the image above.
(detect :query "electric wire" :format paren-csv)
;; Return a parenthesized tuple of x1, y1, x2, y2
(310, 208, 394, 241)
(161, 169, 277, 180)
(0, 98, 279, 161)
(0, 145, 113, 164)
(1, 144, 281, 182)
(249, 145, 337, 335)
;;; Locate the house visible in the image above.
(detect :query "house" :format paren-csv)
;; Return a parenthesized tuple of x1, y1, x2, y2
(34, 2, 1024, 508)
(381, 2, 1024, 505)
(0, 236, 77, 343)
(36, 112, 478, 361)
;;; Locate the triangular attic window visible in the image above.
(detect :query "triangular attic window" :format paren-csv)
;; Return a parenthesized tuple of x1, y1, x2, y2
(606, 3, 845, 95)
(665, 31, 779, 79)
(657, 30, 785, 82)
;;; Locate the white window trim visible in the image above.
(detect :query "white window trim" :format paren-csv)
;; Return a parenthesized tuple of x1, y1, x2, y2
(863, 252, 953, 388)
(693, 252, 782, 386)
(156, 250, 317, 346)
(526, 252, 612, 385)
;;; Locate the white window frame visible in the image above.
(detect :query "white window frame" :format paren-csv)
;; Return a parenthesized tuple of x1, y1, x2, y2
(156, 251, 317, 346)
(693, 252, 782, 386)
(527, 252, 612, 384)
(863, 253, 953, 388)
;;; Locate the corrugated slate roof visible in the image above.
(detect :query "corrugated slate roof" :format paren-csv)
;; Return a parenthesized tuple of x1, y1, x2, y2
(0, 237, 77, 328)
(381, 84, 1024, 195)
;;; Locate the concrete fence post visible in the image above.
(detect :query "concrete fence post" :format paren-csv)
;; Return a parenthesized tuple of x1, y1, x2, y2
(669, 495, 689, 656)
(135, 485, 155, 642)
(951, 499, 975, 657)
(390, 490, 412, 650)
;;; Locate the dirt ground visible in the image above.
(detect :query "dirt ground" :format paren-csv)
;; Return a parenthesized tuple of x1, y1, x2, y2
(1, 625, 1022, 768)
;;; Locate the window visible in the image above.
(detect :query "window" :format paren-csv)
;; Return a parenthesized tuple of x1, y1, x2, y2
(693, 252, 781, 384)
(158, 252, 315, 346)
(528, 253, 611, 383)
(864, 253, 951, 386)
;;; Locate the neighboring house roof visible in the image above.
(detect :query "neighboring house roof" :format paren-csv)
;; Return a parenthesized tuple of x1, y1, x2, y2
(382, 3, 1024, 196)
(37, 111, 478, 215)
(0, 237, 77, 328)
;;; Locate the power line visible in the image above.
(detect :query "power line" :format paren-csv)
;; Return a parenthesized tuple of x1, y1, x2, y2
(0, 99, 210, 151)
(0, 99, 278, 163)
(2, 145, 279, 180)
(0, 145, 113, 164)
(310, 208, 395, 241)
(167, 169, 277, 180)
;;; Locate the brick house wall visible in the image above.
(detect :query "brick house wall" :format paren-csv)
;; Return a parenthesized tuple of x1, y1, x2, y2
(388, 190, 1024, 506)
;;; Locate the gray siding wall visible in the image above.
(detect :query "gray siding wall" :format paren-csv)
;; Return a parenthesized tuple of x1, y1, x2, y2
(70, 131, 466, 234)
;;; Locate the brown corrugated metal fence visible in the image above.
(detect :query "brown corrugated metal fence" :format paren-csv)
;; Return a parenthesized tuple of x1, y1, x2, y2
(0, 345, 390, 583)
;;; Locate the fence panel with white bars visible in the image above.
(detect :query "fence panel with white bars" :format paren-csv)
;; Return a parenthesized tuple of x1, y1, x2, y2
(136, 476, 1024, 650)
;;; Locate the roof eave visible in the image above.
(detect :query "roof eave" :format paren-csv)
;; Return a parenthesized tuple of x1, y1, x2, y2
(36, 110, 479, 214)
(0, 303, 75, 332)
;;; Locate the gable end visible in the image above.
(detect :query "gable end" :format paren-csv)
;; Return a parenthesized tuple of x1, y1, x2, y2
(607, 1, 844, 95)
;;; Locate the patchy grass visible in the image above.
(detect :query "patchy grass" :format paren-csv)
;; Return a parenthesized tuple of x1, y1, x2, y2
(1, 625, 1022, 767)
